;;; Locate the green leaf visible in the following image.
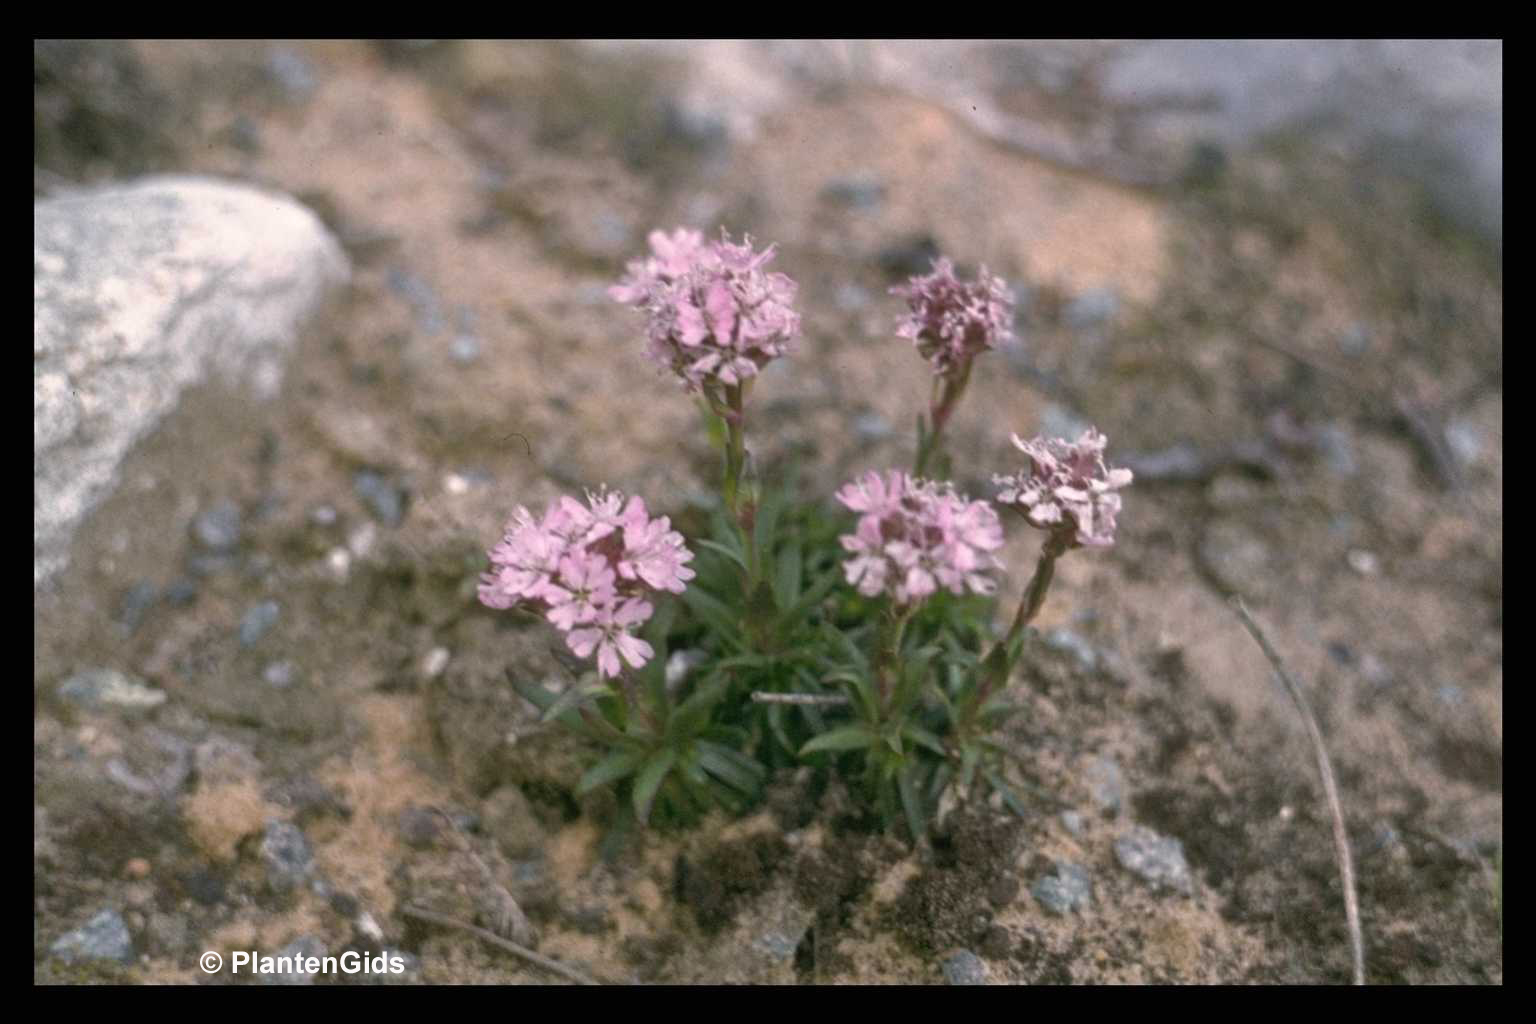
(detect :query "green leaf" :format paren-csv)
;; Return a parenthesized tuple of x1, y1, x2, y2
(541, 681, 615, 724)
(753, 486, 786, 568)
(800, 725, 876, 756)
(891, 644, 941, 719)
(983, 767, 1029, 818)
(712, 652, 784, 670)
(902, 723, 948, 757)
(899, 760, 929, 841)
(928, 762, 954, 804)
(820, 621, 869, 671)
(772, 536, 803, 613)
(696, 740, 766, 795)
(507, 672, 560, 715)
(778, 569, 842, 628)
(767, 703, 795, 754)
(632, 747, 679, 825)
(823, 669, 878, 721)
(695, 538, 750, 572)
(680, 586, 745, 649)
(959, 744, 981, 792)
(667, 672, 732, 742)
(577, 747, 648, 795)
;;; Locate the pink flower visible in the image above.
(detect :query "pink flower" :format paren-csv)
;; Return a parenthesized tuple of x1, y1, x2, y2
(993, 428, 1133, 549)
(891, 257, 1015, 377)
(566, 598, 656, 679)
(836, 470, 1004, 606)
(611, 227, 801, 394)
(479, 488, 694, 677)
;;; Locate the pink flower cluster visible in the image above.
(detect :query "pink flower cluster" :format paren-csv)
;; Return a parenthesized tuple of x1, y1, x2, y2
(610, 228, 801, 393)
(479, 490, 695, 678)
(837, 470, 1005, 605)
(993, 429, 1133, 549)
(891, 257, 1015, 377)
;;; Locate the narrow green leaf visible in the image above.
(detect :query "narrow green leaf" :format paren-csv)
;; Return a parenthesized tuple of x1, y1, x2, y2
(983, 767, 1029, 818)
(576, 747, 647, 795)
(680, 586, 745, 648)
(695, 538, 750, 572)
(632, 747, 679, 826)
(753, 486, 785, 567)
(800, 725, 876, 756)
(823, 669, 878, 721)
(772, 536, 803, 613)
(960, 744, 981, 792)
(820, 621, 868, 671)
(696, 741, 765, 795)
(902, 723, 948, 757)
(778, 568, 842, 628)
(541, 681, 615, 724)
(667, 672, 732, 741)
(767, 703, 795, 754)
(899, 760, 928, 841)
(506, 672, 560, 714)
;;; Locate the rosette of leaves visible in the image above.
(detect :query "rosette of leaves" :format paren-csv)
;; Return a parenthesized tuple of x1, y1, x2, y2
(509, 599, 765, 832)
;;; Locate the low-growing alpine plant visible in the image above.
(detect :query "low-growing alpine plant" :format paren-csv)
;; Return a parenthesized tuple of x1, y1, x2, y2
(482, 227, 1132, 841)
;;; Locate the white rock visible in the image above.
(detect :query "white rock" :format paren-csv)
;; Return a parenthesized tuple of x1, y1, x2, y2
(34, 176, 349, 588)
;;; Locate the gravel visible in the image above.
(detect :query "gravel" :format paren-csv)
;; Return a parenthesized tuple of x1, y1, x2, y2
(56, 668, 167, 712)
(1032, 862, 1093, 915)
(941, 949, 990, 985)
(1114, 825, 1194, 894)
(239, 600, 281, 647)
(50, 908, 134, 964)
(260, 820, 315, 892)
(192, 498, 244, 552)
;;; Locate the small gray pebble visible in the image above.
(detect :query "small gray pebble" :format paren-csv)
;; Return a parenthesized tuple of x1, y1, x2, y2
(261, 820, 314, 892)
(263, 660, 299, 688)
(942, 949, 990, 986)
(1032, 862, 1093, 916)
(116, 581, 160, 631)
(353, 470, 406, 527)
(164, 578, 199, 606)
(192, 498, 244, 552)
(1114, 826, 1193, 894)
(1084, 756, 1125, 814)
(239, 600, 281, 646)
(50, 908, 133, 964)
(57, 668, 166, 712)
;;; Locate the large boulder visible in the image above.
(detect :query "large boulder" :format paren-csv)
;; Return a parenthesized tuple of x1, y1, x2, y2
(34, 176, 349, 588)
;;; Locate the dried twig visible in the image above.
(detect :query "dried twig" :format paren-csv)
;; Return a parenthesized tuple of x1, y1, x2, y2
(749, 691, 851, 706)
(1231, 598, 1365, 985)
(401, 904, 601, 986)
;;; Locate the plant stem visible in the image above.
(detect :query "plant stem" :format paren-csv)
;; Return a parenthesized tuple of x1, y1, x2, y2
(1006, 533, 1066, 644)
(913, 359, 974, 477)
(969, 533, 1067, 726)
(717, 382, 758, 585)
(877, 603, 916, 711)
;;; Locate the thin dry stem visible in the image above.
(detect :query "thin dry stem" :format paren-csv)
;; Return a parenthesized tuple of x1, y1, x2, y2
(401, 904, 601, 985)
(1231, 598, 1365, 985)
(750, 691, 851, 706)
